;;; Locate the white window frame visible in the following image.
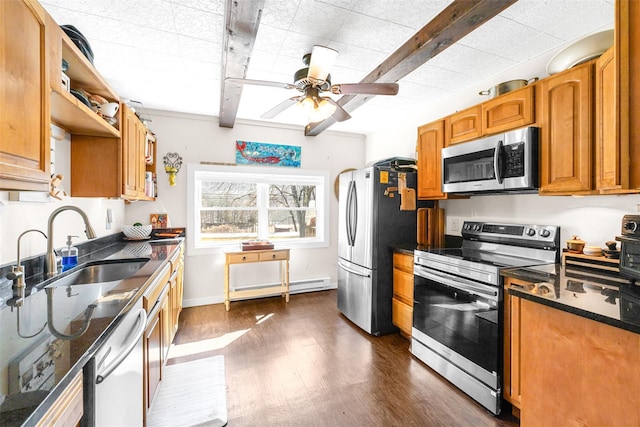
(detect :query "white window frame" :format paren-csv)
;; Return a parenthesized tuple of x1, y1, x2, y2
(187, 163, 330, 255)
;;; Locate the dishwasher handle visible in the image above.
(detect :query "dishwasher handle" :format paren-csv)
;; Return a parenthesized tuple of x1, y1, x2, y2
(96, 308, 147, 384)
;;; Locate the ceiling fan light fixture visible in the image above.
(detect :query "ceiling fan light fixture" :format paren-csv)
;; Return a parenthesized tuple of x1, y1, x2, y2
(307, 45, 338, 82)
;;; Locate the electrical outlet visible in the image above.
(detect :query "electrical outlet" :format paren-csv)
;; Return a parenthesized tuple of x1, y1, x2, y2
(449, 217, 460, 233)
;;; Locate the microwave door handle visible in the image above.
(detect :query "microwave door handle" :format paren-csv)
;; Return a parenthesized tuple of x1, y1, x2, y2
(494, 140, 504, 184)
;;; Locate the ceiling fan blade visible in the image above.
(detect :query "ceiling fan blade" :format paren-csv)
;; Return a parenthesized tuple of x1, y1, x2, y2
(330, 83, 399, 95)
(261, 97, 301, 119)
(226, 77, 296, 90)
(324, 98, 351, 122)
(307, 45, 338, 82)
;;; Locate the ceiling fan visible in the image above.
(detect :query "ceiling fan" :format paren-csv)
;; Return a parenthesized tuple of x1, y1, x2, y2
(227, 45, 399, 123)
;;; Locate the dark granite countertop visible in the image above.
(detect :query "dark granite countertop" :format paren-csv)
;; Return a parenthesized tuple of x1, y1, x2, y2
(0, 235, 183, 426)
(392, 243, 429, 256)
(502, 263, 640, 334)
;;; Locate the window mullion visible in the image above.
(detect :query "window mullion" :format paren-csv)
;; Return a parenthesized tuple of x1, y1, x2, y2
(257, 182, 269, 240)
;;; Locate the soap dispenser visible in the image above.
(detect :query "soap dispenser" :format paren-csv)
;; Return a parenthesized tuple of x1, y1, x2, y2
(60, 235, 79, 272)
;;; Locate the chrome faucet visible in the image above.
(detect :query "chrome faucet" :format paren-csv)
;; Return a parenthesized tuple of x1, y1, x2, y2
(6, 229, 47, 307)
(46, 206, 97, 276)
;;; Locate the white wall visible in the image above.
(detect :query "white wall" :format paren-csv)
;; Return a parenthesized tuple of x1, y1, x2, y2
(125, 110, 366, 307)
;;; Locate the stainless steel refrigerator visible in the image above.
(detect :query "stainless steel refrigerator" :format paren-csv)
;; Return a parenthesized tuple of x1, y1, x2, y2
(337, 166, 427, 335)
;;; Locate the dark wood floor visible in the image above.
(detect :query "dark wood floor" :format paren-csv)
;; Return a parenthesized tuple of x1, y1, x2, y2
(169, 290, 519, 427)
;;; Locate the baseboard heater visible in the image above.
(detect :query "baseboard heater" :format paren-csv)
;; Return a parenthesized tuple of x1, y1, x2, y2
(232, 276, 333, 296)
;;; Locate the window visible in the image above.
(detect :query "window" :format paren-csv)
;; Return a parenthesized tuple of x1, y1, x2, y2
(187, 164, 329, 254)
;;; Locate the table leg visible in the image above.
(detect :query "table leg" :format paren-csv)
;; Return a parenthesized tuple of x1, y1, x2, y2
(285, 258, 290, 303)
(224, 260, 230, 311)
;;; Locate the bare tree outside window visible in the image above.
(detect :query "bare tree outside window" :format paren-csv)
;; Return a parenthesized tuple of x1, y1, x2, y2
(197, 179, 319, 243)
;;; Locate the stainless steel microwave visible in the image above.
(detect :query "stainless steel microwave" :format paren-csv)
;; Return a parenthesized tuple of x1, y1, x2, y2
(441, 127, 539, 194)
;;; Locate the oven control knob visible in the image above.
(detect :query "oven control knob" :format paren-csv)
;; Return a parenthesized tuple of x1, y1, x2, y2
(624, 221, 638, 233)
(474, 224, 481, 231)
(539, 229, 551, 238)
(525, 228, 536, 236)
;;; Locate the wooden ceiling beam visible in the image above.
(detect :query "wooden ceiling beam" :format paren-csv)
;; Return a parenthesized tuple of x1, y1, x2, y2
(304, 0, 518, 136)
(219, 0, 265, 128)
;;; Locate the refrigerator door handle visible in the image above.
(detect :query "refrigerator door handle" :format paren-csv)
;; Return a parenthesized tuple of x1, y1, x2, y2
(345, 180, 354, 246)
(338, 260, 371, 278)
(349, 180, 358, 245)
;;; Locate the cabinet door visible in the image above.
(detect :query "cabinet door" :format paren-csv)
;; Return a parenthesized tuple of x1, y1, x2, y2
(520, 299, 640, 426)
(0, 0, 50, 191)
(122, 104, 140, 197)
(621, 0, 640, 191)
(539, 62, 594, 194)
(481, 85, 535, 135)
(144, 307, 162, 411)
(595, 46, 630, 192)
(445, 105, 481, 145)
(417, 120, 446, 199)
(503, 277, 526, 415)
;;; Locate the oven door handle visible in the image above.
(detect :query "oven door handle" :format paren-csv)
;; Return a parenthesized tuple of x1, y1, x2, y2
(414, 265, 499, 301)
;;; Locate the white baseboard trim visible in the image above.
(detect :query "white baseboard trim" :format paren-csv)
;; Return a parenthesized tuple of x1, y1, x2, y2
(183, 277, 336, 308)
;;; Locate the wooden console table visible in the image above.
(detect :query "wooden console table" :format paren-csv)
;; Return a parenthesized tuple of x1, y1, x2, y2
(224, 248, 290, 311)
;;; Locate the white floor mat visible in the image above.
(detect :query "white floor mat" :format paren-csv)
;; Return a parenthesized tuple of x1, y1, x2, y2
(147, 356, 227, 427)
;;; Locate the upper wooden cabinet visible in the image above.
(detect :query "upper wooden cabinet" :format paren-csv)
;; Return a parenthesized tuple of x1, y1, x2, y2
(122, 104, 149, 199)
(610, 0, 640, 194)
(0, 0, 51, 191)
(70, 106, 155, 200)
(481, 85, 535, 135)
(417, 120, 447, 200)
(445, 105, 482, 145)
(538, 61, 594, 194)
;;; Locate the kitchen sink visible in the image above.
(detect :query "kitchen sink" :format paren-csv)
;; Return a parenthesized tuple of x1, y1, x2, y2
(46, 259, 149, 287)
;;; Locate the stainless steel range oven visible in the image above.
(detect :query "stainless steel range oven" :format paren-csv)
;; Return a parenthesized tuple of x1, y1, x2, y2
(411, 221, 560, 415)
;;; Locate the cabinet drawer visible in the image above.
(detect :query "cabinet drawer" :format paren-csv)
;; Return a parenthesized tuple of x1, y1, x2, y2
(392, 298, 413, 337)
(393, 252, 413, 273)
(143, 264, 171, 311)
(259, 250, 288, 261)
(393, 268, 414, 304)
(228, 252, 260, 263)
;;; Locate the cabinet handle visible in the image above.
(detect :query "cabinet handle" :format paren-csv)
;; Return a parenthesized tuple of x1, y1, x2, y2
(242, 256, 247, 261)
(272, 254, 276, 259)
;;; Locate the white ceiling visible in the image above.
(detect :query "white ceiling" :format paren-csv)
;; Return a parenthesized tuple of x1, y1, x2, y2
(41, 0, 614, 135)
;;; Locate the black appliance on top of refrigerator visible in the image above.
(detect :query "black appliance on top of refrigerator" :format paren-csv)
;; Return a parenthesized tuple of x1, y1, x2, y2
(337, 165, 431, 335)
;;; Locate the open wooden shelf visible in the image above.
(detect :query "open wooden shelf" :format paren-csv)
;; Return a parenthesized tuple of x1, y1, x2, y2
(51, 88, 120, 137)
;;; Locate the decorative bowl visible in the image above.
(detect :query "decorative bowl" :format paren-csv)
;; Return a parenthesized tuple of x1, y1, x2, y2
(123, 224, 152, 239)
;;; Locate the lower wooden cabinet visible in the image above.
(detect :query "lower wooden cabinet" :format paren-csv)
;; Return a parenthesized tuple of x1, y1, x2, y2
(144, 290, 166, 413)
(392, 252, 414, 338)
(142, 243, 185, 421)
(503, 277, 526, 417)
(36, 372, 83, 427)
(519, 298, 640, 426)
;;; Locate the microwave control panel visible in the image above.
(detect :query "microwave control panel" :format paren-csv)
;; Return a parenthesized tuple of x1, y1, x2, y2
(503, 142, 525, 178)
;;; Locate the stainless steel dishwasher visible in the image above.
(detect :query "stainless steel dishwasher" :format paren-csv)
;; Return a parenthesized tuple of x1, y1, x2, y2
(84, 298, 146, 426)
